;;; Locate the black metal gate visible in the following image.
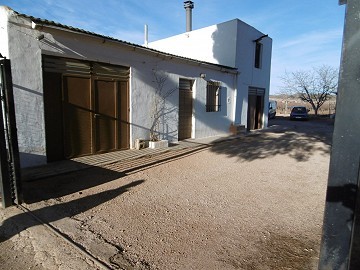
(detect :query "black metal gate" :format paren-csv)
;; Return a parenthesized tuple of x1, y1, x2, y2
(0, 57, 22, 208)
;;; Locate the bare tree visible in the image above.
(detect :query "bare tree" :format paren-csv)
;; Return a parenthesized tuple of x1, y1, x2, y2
(281, 65, 338, 115)
(150, 68, 176, 141)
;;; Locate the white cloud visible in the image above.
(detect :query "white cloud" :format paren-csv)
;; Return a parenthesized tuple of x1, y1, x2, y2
(280, 29, 343, 49)
(270, 29, 343, 94)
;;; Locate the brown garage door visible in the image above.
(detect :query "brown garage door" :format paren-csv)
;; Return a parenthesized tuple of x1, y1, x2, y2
(43, 56, 129, 161)
(178, 79, 193, 140)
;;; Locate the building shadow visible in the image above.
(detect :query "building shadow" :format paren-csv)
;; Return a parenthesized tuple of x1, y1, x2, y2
(22, 142, 212, 204)
(22, 162, 127, 204)
(210, 117, 333, 162)
(0, 180, 144, 242)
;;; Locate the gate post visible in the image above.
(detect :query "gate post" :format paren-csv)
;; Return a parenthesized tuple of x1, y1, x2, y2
(318, 0, 360, 269)
(0, 58, 22, 208)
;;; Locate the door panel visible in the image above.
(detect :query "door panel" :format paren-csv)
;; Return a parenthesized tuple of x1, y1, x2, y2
(255, 95, 264, 129)
(247, 95, 257, 130)
(43, 72, 64, 161)
(248, 87, 265, 131)
(95, 80, 117, 153)
(119, 81, 129, 149)
(63, 76, 92, 158)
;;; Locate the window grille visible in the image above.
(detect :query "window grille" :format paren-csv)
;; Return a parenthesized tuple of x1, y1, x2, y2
(206, 81, 221, 112)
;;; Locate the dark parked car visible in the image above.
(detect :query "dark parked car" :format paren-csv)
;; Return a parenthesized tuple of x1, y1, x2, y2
(290, 106, 309, 120)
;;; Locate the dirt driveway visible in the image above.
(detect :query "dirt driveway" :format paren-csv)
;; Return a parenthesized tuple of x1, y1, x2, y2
(0, 116, 334, 269)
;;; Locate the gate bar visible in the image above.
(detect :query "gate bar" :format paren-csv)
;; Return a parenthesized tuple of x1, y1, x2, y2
(0, 59, 12, 208)
(0, 58, 22, 208)
(3, 59, 22, 204)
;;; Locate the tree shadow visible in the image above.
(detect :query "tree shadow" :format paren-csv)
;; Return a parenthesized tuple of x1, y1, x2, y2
(210, 117, 333, 162)
(0, 180, 144, 242)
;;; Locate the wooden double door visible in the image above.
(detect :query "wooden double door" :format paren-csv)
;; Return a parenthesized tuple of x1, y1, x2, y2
(43, 57, 129, 161)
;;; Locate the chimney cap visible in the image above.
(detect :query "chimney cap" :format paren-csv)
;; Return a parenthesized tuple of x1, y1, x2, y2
(184, 1, 194, 9)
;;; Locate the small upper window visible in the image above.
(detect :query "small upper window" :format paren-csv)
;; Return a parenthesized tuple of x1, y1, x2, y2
(254, 42, 262, 69)
(206, 81, 221, 112)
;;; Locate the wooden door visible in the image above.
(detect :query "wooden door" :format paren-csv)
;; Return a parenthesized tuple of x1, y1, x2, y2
(94, 79, 129, 153)
(43, 72, 64, 162)
(247, 87, 265, 130)
(247, 94, 257, 131)
(94, 80, 117, 153)
(63, 76, 92, 158)
(255, 95, 264, 129)
(43, 56, 130, 160)
(178, 79, 193, 140)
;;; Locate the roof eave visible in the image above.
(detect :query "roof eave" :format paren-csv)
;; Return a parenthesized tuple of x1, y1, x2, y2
(28, 15, 238, 74)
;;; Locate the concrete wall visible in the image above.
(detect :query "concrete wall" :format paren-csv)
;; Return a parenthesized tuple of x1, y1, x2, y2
(1, 6, 237, 167)
(149, 19, 272, 128)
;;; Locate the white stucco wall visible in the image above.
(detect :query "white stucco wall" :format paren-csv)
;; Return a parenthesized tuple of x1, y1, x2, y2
(234, 21, 272, 128)
(0, 7, 10, 57)
(149, 19, 272, 128)
(148, 20, 238, 68)
(2, 6, 237, 167)
(3, 8, 47, 167)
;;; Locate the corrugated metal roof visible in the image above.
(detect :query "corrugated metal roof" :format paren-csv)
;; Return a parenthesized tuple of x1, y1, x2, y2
(16, 11, 237, 72)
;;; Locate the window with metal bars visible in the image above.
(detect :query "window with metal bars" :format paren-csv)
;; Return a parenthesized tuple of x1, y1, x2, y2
(206, 81, 221, 112)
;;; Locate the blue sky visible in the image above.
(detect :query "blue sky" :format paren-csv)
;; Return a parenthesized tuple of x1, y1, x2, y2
(1, 0, 345, 94)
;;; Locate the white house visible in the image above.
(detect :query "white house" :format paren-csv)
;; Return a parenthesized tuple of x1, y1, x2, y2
(149, 18, 273, 131)
(0, 6, 271, 168)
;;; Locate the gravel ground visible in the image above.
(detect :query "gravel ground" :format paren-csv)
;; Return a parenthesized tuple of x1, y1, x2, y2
(0, 116, 333, 269)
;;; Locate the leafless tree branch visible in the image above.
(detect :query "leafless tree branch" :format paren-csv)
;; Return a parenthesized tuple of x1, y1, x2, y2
(280, 65, 338, 115)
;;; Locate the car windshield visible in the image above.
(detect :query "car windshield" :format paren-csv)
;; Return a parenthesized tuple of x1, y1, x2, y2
(292, 107, 306, 113)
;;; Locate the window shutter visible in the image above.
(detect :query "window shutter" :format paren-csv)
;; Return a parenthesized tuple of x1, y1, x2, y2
(43, 57, 91, 75)
(43, 56, 129, 80)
